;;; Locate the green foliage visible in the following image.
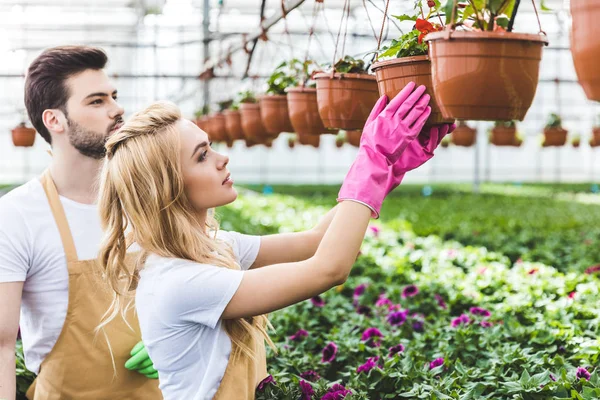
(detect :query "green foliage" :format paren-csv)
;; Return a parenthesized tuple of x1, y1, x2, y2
(333, 56, 367, 74)
(546, 113, 563, 129)
(237, 90, 258, 104)
(266, 59, 318, 95)
(378, 30, 429, 59)
(217, 100, 233, 112)
(193, 104, 210, 118)
(494, 120, 516, 128)
(16, 340, 35, 399)
(443, 0, 517, 31)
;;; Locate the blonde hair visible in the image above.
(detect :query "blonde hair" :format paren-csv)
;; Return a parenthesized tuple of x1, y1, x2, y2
(97, 101, 274, 363)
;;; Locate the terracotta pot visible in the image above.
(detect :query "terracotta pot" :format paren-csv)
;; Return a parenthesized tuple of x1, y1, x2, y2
(223, 110, 245, 141)
(335, 138, 344, 148)
(372, 56, 453, 127)
(287, 87, 331, 136)
(425, 31, 548, 121)
(572, 141, 581, 148)
(451, 124, 477, 147)
(543, 127, 568, 146)
(315, 72, 379, 130)
(571, 1, 600, 101)
(346, 130, 362, 147)
(12, 125, 36, 147)
(591, 137, 600, 147)
(491, 127, 517, 146)
(297, 133, 320, 148)
(593, 127, 600, 143)
(259, 95, 294, 136)
(211, 113, 227, 142)
(239, 103, 269, 141)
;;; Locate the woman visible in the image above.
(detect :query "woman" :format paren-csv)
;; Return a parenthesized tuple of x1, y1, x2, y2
(97, 82, 447, 399)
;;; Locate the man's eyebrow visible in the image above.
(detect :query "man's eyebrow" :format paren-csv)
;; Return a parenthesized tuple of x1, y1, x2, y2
(83, 90, 118, 100)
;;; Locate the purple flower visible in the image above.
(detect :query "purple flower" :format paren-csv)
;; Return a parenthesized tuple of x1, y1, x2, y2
(576, 367, 591, 380)
(353, 284, 367, 299)
(369, 225, 380, 237)
(412, 320, 424, 332)
(357, 356, 380, 374)
(311, 296, 325, 307)
(480, 321, 493, 328)
(321, 384, 352, 400)
(388, 343, 405, 358)
(289, 329, 309, 341)
(321, 342, 338, 363)
(300, 370, 321, 382)
(299, 380, 315, 399)
(451, 314, 471, 328)
(257, 375, 276, 391)
(469, 307, 491, 318)
(402, 285, 419, 299)
(429, 357, 444, 370)
(356, 305, 372, 316)
(375, 293, 393, 308)
(361, 327, 384, 347)
(434, 294, 447, 310)
(387, 310, 409, 326)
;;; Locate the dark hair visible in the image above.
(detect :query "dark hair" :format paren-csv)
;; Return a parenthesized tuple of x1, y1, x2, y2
(24, 46, 108, 145)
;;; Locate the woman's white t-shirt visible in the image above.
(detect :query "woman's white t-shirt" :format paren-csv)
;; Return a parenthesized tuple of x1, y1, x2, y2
(135, 231, 261, 400)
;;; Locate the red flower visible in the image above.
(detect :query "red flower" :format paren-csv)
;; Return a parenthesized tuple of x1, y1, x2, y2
(415, 18, 442, 44)
(427, 0, 435, 7)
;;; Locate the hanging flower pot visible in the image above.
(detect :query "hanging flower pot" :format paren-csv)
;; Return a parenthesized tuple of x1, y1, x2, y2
(572, 136, 581, 148)
(490, 121, 517, 146)
(542, 113, 567, 147)
(211, 113, 227, 142)
(223, 109, 245, 141)
(451, 122, 476, 147)
(372, 56, 453, 127)
(259, 94, 294, 137)
(571, 0, 600, 101)
(425, 31, 548, 121)
(287, 87, 332, 136)
(287, 135, 296, 149)
(335, 135, 345, 148)
(240, 103, 269, 141)
(12, 123, 36, 147)
(346, 130, 362, 147)
(315, 72, 379, 130)
(297, 133, 320, 148)
(593, 127, 600, 143)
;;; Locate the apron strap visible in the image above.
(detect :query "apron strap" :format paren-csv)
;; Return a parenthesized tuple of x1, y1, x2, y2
(40, 170, 79, 263)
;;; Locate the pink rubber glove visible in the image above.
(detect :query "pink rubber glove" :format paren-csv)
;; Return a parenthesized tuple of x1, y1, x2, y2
(385, 123, 457, 194)
(337, 82, 432, 218)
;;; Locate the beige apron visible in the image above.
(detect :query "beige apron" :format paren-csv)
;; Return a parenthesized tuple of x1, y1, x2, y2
(213, 332, 269, 400)
(26, 170, 162, 400)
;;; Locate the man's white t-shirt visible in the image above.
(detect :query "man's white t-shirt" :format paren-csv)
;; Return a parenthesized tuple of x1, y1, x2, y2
(0, 178, 106, 374)
(136, 233, 260, 400)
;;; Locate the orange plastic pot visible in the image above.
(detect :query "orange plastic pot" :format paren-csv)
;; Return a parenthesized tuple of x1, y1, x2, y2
(571, 0, 600, 101)
(490, 127, 517, 146)
(346, 130, 362, 147)
(259, 95, 294, 136)
(543, 128, 568, 147)
(297, 133, 320, 148)
(211, 113, 227, 142)
(239, 103, 269, 141)
(223, 110, 244, 141)
(593, 127, 600, 143)
(372, 56, 453, 127)
(12, 124, 36, 147)
(287, 87, 331, 136)
(451, 124, 477, 147)
(425, 31, 548, 121)
(315, 72, 379, 130)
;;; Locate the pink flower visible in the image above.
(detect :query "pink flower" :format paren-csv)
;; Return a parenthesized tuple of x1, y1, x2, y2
(321, 383, 352, 400)
(321, 342, 338, 363)
(361, 327, 384, 347)
(528, 268, 538, 275)
(576, 367, 591, 380)
(257, 375, 276, 391)
(568, 291, 577, 299)
(375, 293, 393, 308)
(401, 285, 419, 299)
(353, 284, 367, 299)
(289, 329, 309, 341)
(429, 357, 444, 370)
(451, 314, 470, 328)
(388, 344, 405, 357)
(434, 294, 447, 310)
(357, 356, 380, 374)
(469, 307, 491, 318)
(480, 321, 493, 328)
(369, 225, 380, 237)
(311, 296, 325, 307)
(299, 380, 315, 399)
(300, 370, 321, 382)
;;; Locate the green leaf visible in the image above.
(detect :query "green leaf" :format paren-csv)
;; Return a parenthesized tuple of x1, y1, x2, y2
(392, 14, 418, 22)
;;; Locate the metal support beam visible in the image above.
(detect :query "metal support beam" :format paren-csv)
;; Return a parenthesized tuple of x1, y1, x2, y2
(198, 0, 307, 76)
(202, 0, 210, 111)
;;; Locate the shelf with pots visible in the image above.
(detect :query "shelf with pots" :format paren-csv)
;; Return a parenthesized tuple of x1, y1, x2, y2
(541, 113, 568, 147)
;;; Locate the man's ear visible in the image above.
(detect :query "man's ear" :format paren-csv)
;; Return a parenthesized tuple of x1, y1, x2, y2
(42, 109, 67, 136)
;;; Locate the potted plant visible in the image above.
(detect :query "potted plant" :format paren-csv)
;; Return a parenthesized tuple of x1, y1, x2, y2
(570, 0, 600, 101)
(346, 129, 362, 147)
(259, 60, 299, 137)
(440, 135, 451, 148)
(287, 135, 296, 149)
(571, 134, 581, 148)
(209, 100, 232, 143)
(451, 120, 476, 147)
(297, 133, 320, 148)
(286, 59, 334, 136)
(194, 105, 210, 131)
(12, 122, 36, 147)
(239, 91, 270, 142)
(335, 133, 345, 148)
(490, 120, 517, 146)
(372, 1, 453, 127)
(590, 137, 600, 148)
(315, 55, 379, 130)
(222, 99, 245, 142)
(542, 113, 568, 147)
(424, 0, 548, 121)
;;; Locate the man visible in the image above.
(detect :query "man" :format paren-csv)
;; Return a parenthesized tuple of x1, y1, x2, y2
(0, 46, 161, 399)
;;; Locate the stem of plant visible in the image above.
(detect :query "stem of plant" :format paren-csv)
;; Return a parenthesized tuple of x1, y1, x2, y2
(507, 0, 520, 32)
